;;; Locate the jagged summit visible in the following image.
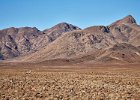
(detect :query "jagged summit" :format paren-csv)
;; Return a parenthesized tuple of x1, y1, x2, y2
(43, 22, 81, 33)
(53, 22, 79, 29)
(122, 15, 136, 24)
(43, 22, 81, 41)
(110, 15, 137, 27)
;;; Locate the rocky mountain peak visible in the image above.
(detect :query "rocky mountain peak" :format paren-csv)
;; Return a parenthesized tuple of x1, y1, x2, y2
(43, 22, 81, 41)
(110, 15, 137, 28)
(122, 15, 136, 24)
(57, 22, 81, 30)
(43, 22, 81, 33)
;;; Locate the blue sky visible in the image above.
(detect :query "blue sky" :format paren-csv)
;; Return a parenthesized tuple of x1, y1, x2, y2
(0, 0, 140, 30)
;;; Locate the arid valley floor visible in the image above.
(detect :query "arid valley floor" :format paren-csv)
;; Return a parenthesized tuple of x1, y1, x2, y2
(0, 63, 140, 100)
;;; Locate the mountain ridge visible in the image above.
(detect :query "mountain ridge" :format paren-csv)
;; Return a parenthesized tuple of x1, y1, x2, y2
(0, 15, 140, 64)
(0, 23, 80, 59)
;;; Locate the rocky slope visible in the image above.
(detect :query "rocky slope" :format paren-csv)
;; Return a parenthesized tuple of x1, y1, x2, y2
(94, 43, 140, 63)
(109, 15, 140, 46)
(17, 15, 140, 63)
(43, 22, 81, 42)
(0, 15, 140, 64)
(0, 23, 80, 59)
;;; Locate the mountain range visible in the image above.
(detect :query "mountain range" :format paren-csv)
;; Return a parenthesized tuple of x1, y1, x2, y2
(0, 15, 140, 64)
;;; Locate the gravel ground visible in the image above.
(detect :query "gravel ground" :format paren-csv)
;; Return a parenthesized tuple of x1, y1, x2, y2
(0, 64, 140, 100)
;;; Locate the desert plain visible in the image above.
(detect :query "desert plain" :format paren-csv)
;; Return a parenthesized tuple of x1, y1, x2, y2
(0, 63, 140, 100)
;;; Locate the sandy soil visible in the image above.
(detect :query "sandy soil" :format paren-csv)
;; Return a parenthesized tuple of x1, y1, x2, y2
(0, 63, 140, 100)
